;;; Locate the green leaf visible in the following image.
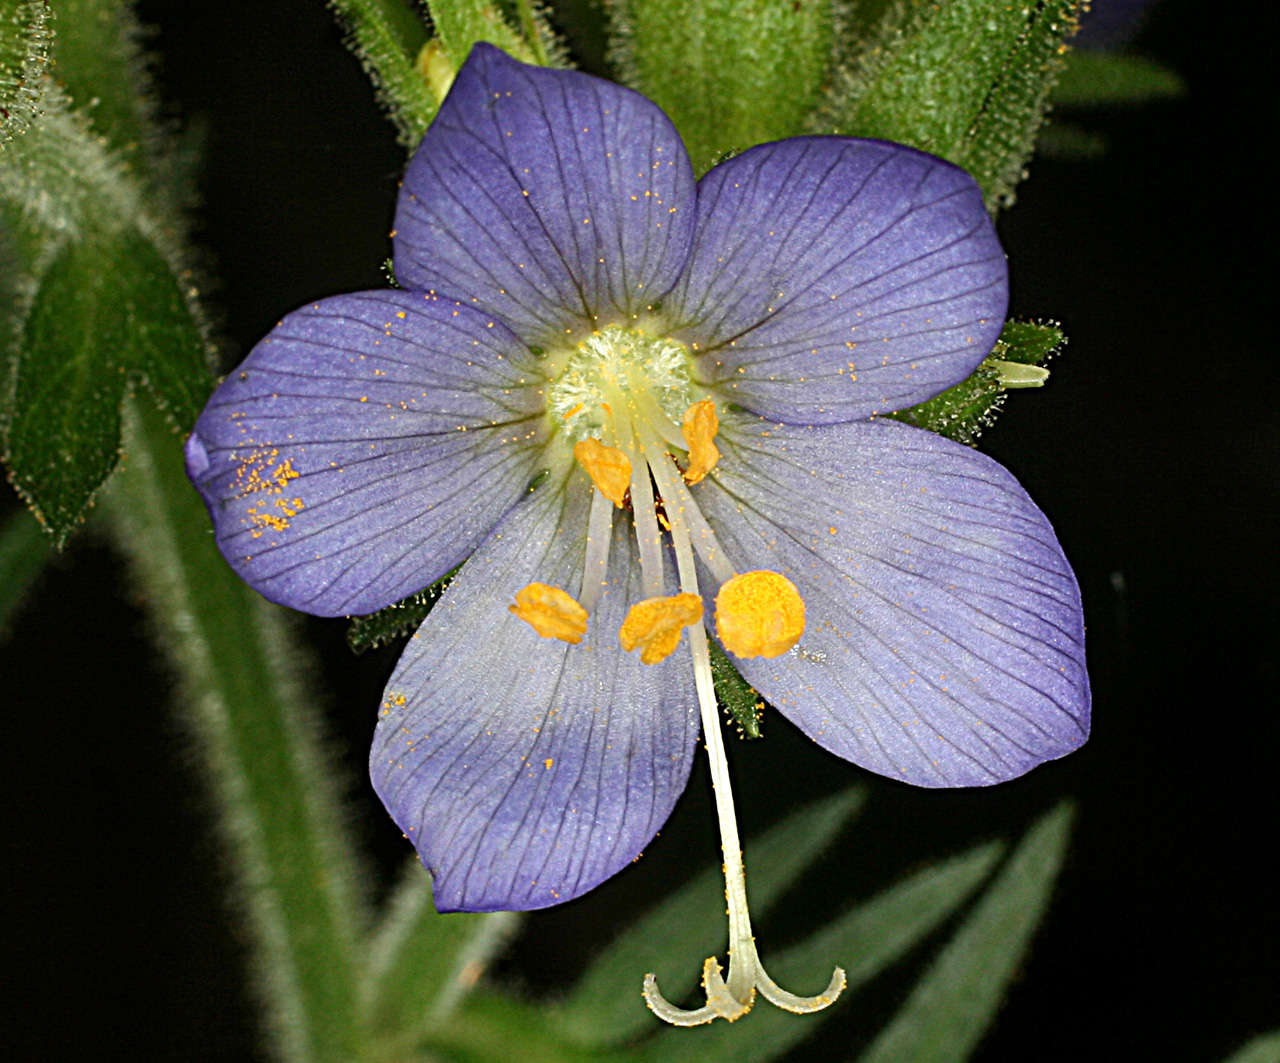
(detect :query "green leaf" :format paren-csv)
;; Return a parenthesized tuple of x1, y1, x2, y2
(106, 397, 369, 1062)
(0, 504, 50, 640)
(611, 0, 833, 174)
(640, 838, 1005, 1063)
(6, 227, 210, 545)
(47, 0, 153, 174)
(890, 320, 1064, 444)
(346, 566, 458, 652)
(361, 859, 520, 1053)
(0, 0, 52, 144)
(1223, 1031, 1280, 1063)
(820, 0, 1081, 211)
(555, 787, 866, 1047)
(428, 992, 619, 1063)
(709, 636, 763, 738)
(853, 802, 1074, 1063)
(1051, 52, 1185, 109)
(328, 0, 439, 146)
(951, 0, 1082, 212)
(426, 0, 538, 70)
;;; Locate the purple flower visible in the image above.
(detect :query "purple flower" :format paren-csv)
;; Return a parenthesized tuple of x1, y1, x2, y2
(185, 45, 1088, 1024)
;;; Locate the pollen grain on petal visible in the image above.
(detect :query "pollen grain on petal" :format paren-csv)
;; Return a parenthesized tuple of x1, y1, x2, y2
(509, 583, 589, 644)
(574, 436, 632, 507)
(715, 571, 805, 659)
(619, 593, 704, 665)
(681, 398, 720, 484)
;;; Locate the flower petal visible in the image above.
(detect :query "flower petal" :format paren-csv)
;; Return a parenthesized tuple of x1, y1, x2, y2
(394, 44, 697, 347)
(666, 138, 1007, 424)
(696, 416, 1088, 786)
(371, 474, 700, 912)
(185, 291, 546, 617)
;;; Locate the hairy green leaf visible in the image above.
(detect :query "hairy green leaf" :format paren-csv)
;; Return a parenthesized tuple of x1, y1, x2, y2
(556, 787, 865, 1047)
(819, 0, 1081, 211)
(610, 0, 833, 174)
(0, 0, 52, 143)
(6, 228, 210, 544)
(328, 0, 438, 146)
(426, 0, 538, 69)
(1052, 51, 1185, 109)
(890, 320, 1064, 444)
(854, 802, 1074, 1063)
(641, 838, 1004, 1063)
(48, 0, 153, 174)
(346, 566, 458, 652)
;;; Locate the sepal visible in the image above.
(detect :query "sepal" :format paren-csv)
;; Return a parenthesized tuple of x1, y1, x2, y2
(890, 320, 1065, 445)
(346, 567, 459, 653)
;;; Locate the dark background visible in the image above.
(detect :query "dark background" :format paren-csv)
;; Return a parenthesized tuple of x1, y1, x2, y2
(3, 1, 1275, 1060)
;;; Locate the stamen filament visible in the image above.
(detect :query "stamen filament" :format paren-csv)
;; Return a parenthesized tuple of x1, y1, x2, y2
(634, 419, 736, 586)
(579, 486, 614, 612)
(641, 472, 845, 1026)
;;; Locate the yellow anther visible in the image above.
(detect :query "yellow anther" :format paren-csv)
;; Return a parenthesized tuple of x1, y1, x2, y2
(619, 593, 704, 665)
(715, 571, 805, 659)
(574, 437, 632, 507)
(509, 582, 589, 644)
(682, 399, 720, 484)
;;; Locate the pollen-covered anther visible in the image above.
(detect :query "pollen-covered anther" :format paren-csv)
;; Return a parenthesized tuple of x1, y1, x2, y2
(619, 593, 704, 665)
(573, 437, 631, 507)
(681, 398, 720, 484)
(715, 570, 806, 659)
(509, 582, 589, 644)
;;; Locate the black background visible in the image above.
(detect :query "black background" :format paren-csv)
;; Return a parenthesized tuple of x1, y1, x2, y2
(3, 1, 1275, 1060)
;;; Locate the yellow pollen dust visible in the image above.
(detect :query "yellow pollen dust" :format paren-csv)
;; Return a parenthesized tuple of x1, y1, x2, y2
(574, 437, 632, 507)
(715, 570, 805, 659)
(509, 583, 589, 644)
(619, 593, 704, 665)
(681, 399, 720, 484)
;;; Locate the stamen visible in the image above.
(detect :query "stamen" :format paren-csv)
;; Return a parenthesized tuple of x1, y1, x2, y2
(508, 583, 588, 643)
(715, 570, 806, 659)
(607, 390, 665, 598)
(578, 487, 614, 613)
(635, 421, 735, 586)
(574, 437, 631, 507)
(681, 398, 720, 484)
(619, 593, 703, 665)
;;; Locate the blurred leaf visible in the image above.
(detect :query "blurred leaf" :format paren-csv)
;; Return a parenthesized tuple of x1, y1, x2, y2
(853, 802, 1074, 1063)
(612, 0, 833, 174)
(6, 228, 210, 544)
(1223, 1031, 1280, 1063)
(0, 0, 52, 143)
(429, 992, 621, 1063)
(1036, 121, 1108, 159)
(890, 320, 1064, 444)
(709, 636, 763, 739)
(822, 0, 1080, 211)
(640, 837, 1004, 1063)
(361, 859, 521, 1052)
(1052, 51, 1184, 108)
(0, 504, 50, 639)
(556, 786, 866, 1047)
(328, 0, 438, 146)
(347, 566, 458, 652)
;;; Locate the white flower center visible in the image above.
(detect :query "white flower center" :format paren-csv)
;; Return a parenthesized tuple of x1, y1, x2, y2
(546, 325, 694, 443)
